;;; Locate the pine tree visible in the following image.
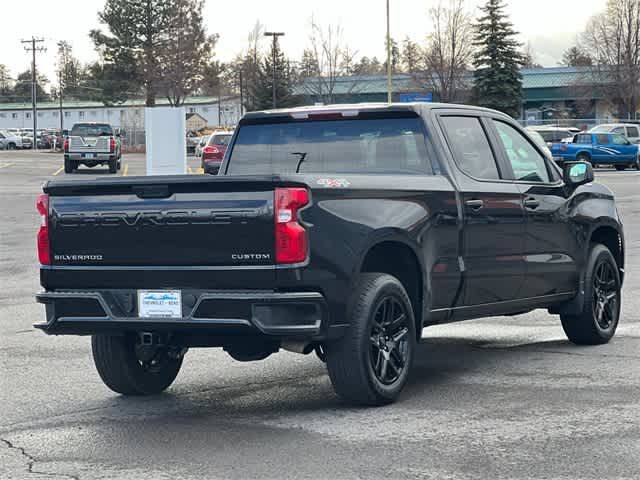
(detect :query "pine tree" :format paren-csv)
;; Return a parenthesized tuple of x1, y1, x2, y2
(254, 40, 296, 110)
(471, 0, 523, 118)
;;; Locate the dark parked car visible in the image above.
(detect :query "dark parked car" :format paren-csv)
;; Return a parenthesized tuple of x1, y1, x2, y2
(201, 131, 232, 174)
(35, 103, 625, 405)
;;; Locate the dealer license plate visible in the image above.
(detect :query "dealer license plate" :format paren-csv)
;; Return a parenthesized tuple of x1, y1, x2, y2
(138, 290, 182, 318)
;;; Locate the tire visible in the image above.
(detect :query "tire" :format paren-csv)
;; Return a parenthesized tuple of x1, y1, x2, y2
(91, 334, 183, 395)
(325, 273, 416, 406)
(117, 159, 121, 171)
(576, 153, 591, 166)
(614, 165, 626, 171)
(64, 158, 73, 174)
(108, 157, 117, 173)
(561, 244, 621, 345)
(7, 142, 16, 150)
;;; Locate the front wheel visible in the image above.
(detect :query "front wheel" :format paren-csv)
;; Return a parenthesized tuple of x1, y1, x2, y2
(560, 244, 621, 345)
(325, 273, 416, 406)
(92, 334, 183, 395)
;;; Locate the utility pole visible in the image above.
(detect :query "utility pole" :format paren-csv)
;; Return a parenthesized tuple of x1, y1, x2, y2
(239, 70, 244, 117)
(58, 69, 64, 134)
(386, 0, 392, 103)
(217, 75, 222, 126)
(57, 41, 65, 135)
(21, 37, 46, 150)
(264, 31, 284, 109)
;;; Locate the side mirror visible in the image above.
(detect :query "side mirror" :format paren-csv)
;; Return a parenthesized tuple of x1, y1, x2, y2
(563, 161, 594, 187)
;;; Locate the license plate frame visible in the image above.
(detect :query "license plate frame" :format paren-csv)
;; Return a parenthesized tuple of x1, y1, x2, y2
(83, 153, 95, 159)
(138, 290, 182, 318)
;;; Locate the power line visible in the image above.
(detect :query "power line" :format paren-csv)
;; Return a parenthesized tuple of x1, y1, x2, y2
(21, 36, 45, 148)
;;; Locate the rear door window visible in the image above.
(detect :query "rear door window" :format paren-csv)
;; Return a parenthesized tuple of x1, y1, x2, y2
(575, 134, 592, 144)
(440, 116, 500, 180)
(227, 117, 433, 175)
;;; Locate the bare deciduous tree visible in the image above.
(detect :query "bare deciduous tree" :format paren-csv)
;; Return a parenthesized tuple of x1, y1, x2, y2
(583, 0, 640, 118)
(418, 0, 474, 103)
(403, 1, 474, 102)
(300, 18, 361, 104)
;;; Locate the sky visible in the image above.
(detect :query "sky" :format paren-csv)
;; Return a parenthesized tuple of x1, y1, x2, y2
(1, 0, 607, 89)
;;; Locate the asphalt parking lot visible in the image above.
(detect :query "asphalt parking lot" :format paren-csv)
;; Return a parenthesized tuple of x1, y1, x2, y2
(1, 150, 638, 479)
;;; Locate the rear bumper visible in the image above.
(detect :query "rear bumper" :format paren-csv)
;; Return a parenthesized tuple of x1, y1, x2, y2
(35, 290, 329, 338)
(203, 163, 221, 174)
(66, 153, 115, 161)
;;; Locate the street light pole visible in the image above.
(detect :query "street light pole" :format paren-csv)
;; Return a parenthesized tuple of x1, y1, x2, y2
(264, 31, 284, 109)
(386, 0, 392, 103)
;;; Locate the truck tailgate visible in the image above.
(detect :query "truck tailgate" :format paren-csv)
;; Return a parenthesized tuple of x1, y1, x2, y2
(45, 176, 278, 267)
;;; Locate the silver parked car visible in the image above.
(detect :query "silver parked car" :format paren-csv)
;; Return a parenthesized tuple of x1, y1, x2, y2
(589, 123, 640, 144)
(0, 130, 23, 149)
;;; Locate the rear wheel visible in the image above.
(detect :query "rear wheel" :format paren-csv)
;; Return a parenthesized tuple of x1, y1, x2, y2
(7, 142, 16, 150)
(91, 334, 183, 395)
(560, 244, 621, 345)
(325, 273, 416, 406)
(576, 153, 595, 168)
(64, 158, 74, 174)
(614, 165, 626, 171)
(634, 155, 640, 170)
(108, 157, 117, 173)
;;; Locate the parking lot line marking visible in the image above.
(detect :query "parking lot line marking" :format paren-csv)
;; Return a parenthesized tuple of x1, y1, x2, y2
(122, 164, 129, 176)
(52, 166, 64, 176)
(0, 163, 14, 169)
(188, 167, 193, 174)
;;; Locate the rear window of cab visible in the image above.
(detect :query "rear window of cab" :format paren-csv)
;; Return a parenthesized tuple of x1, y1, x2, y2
(227, 117, 433, 175)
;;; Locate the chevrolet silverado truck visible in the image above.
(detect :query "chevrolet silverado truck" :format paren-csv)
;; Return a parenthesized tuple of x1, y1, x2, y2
(63, 123, 122, 174)
(35, 103, 625, 405)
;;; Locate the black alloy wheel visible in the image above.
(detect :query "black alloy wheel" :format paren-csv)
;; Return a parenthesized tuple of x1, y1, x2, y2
(592, 258, 619, 330)
(369, 296, 410, 385)
(561, 243, 620, 345)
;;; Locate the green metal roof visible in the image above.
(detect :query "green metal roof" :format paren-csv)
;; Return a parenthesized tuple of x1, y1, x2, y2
(295, 67, 599, 98)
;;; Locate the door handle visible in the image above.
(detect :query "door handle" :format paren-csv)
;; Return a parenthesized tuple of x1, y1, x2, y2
(523, 197, 540, 209)
(465, 199, 484, 210)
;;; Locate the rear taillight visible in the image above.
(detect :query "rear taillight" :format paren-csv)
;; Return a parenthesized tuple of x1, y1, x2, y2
(110, 137, 116, 152)
(274, 188, 309, 264)
(63, 138, 69, 152)
(203, 145, 219, 155)
(36, 193, 50, 265)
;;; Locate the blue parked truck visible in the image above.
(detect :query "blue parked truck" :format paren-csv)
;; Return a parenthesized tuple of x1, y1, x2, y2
(551, 132, 640, 171)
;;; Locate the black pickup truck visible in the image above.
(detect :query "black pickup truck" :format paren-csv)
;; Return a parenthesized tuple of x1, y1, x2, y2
(35, 103, 625, 405)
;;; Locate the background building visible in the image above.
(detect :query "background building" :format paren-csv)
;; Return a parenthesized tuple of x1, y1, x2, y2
(0, 97, 242, 132)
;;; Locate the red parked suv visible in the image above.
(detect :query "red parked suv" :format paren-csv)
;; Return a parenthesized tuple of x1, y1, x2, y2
(201, 132, 232, 174)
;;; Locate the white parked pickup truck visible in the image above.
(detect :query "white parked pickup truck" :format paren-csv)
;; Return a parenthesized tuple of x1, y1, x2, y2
(63, 123, 122, 173)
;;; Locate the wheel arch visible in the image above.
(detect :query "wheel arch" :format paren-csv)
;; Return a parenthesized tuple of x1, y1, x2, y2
(590, 224, 624, 284)
(358, 239, 424, 339)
